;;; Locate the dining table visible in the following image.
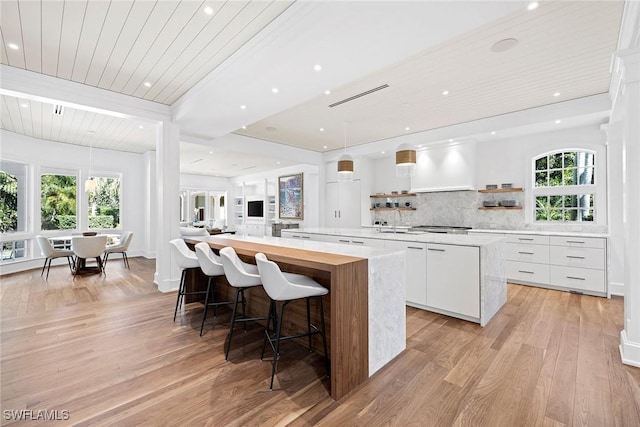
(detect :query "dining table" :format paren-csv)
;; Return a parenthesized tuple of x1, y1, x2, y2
(48, 234, 117, 275)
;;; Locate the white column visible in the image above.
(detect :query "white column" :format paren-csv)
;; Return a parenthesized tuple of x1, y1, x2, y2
(141, 150, 156, 259)
(154, 122, 181, 292)
(617, 48, 640, 367)
(601, 122, 624, 296)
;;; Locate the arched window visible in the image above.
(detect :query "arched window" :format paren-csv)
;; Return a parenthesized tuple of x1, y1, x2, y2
(532, 150, 596, 222)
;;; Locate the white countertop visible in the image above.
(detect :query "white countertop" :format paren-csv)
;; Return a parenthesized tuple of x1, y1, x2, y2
(202, 234, 399, 259)
(469, 228, 609, 238)
(283, 227, 505, 247)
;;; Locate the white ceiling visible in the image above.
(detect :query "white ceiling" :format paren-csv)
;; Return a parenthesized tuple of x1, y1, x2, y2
(0, 1, 626, 177)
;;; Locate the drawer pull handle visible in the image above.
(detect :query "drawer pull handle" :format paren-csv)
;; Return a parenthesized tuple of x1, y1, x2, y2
(518, 238, 534, 241)
(518, 251, 534, 255)
(291, 235, 301, 238)
(566, 255, 585, 259)
(407, 246, 424, 250)
(338, 239, 350, 243)
(301, 236, 311, 239)
(566, 240, 585, 244)
(428, 248, 446, 252)
(518, 270, 534, 274)
(352, 241, 364, 244)
(566, 276, 586, 281)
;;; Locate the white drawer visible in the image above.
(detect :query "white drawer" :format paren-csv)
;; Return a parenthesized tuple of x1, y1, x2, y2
(549, 265, 606, 294)
(549, 246, 605, 270)
(505, 234, 550, 245)
(506, 261, 550, 284)
(506, 243, 549, 264)
(549, 236, 605, 249)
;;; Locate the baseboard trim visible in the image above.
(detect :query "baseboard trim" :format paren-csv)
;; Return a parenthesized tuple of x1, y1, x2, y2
(620, 330, 640, 368)
(610, 281, 625, 296)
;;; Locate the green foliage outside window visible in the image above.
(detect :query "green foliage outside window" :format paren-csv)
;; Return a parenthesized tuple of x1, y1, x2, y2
(41, 174, 77, 230)
(0, 171, 18, 232)
(88, 177, 121, 229)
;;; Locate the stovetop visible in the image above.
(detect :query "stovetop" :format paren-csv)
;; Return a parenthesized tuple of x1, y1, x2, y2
(409, 225, 472, 234)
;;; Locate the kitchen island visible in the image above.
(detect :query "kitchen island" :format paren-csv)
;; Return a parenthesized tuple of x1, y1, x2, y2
(281, 228, 506, 327)
(184, 234, 406, 400)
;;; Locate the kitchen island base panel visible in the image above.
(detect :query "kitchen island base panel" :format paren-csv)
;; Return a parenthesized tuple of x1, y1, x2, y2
(480, 239, 507, 326)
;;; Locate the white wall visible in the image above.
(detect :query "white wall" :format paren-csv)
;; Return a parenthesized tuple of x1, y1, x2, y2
(0, 130, 148, 273)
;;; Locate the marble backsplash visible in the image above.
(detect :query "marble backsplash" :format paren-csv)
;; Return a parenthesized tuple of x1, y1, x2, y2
(370, 190, 608, 233)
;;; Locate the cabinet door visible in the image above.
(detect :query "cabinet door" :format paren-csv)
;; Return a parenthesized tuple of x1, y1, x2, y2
(427, 244, 480, 318)
(325, 181, 361, 228)
(385, 240, 427, 306)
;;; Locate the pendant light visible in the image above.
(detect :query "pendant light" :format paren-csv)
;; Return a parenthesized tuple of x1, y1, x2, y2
(396, 143, 416, 176)
(85, 142, 96, 192)
(337, 122, 353, 181)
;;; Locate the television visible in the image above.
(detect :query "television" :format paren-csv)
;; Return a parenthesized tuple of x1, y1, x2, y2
(247, 200, 264, 217)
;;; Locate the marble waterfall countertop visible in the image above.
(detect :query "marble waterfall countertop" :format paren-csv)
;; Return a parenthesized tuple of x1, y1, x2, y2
(286, 227, 506, 247)
(282, 227, 507, 327)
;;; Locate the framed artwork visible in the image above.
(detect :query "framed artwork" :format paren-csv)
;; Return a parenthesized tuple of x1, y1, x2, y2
(278, 173, 303, 220)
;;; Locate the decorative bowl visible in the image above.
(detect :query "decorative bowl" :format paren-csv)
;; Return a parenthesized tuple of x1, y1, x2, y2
(485, 184, 498, 190)
(82, 231, 98, 236)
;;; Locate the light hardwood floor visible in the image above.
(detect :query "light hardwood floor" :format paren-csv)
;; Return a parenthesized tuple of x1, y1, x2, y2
(1, 258, 639, 426)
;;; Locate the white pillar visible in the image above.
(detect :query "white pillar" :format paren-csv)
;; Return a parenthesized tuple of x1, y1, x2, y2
(154, 121, 181, 292)
(601, 122, 624, 296)
(141, 150, 156, 259)
(617, 48, 640, 367)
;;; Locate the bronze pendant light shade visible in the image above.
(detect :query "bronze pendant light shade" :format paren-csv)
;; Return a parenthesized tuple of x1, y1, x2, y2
(337, 122, 353, 180)
(396, 143, 416, 176)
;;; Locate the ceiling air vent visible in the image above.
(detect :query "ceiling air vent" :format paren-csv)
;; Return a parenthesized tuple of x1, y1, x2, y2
(53, 105, 64, 116)
(328, 84, 389, 108)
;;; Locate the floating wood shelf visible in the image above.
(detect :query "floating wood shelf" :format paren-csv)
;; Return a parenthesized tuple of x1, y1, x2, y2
(370, 193, 416, 198)
(370, 208, 417, 211)
(478, 206, 523, 210)
(478, 187, 524, 193)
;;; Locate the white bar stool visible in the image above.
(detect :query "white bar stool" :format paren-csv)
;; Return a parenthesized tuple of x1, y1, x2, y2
(194, 242, 232, 336)
(169, 239, 205, 321)
(219, 247, 268, 360)
(255, 252, 329, 390)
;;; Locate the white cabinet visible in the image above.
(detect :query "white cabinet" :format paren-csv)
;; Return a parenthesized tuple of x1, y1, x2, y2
(326, 181, 361, 228)
(426, 243, 480, 319)
(504, 232, 607, 296)
(384, 240, 427, 307)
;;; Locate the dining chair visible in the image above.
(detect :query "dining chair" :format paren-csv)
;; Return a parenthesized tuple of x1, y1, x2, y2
(71, 235, 108, 277)
(36, 236, 75, 280)
(103, 231, 133, 269)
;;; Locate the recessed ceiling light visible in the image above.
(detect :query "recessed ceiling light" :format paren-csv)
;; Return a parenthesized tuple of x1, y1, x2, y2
(418, 145, 422, 148)
(8, 43, 19, 50)
(209, 151, 213, 154)
(138, 125, 144, 129)
(87, 130, 96, 135)
(449, 139, 454, 142)
(323, 145, 328, 149)
(20, 103, 28, 108)
(319, 128, 324, 132)
(381, 151, 385, 154)
(313, 64, 322, 72)
(553, 92, 560, 97)
(442, 90, 449, 96)
(491, 131, 496, 135)
(324, 90, 331, 95)
(277, 161, 281, 165)
(240, 105, 247, 110)
(271, 87, 279, 94)
(527, 2, 539, 11)
(405, 127, 410, 131)
(491, 38, 519, 53)
(555, 119, 562, 124)
(241, 125, 246, 129)
(143, 81, 152, 87)
(204, 6, 214, 14)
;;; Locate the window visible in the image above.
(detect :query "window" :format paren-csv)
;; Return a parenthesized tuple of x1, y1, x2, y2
(88, 176, 121, 229)
(41, 172, 77, 230)
(1, 240, 27, 262)
(533, 150, 596, 222)
(1, 161, 27, 233)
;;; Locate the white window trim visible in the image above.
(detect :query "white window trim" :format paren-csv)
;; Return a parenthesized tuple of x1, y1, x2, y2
(530, 147, 607, 226)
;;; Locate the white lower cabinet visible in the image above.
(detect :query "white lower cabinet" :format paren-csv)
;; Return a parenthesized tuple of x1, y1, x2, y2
(426, 244, 480, 319)
(384, 240, 427, 307)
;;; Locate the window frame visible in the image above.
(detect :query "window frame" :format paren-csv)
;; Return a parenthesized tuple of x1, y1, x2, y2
(87, 173, 123, 230)
(40, 167, 80, 232)
(530, 148, 605, 225)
